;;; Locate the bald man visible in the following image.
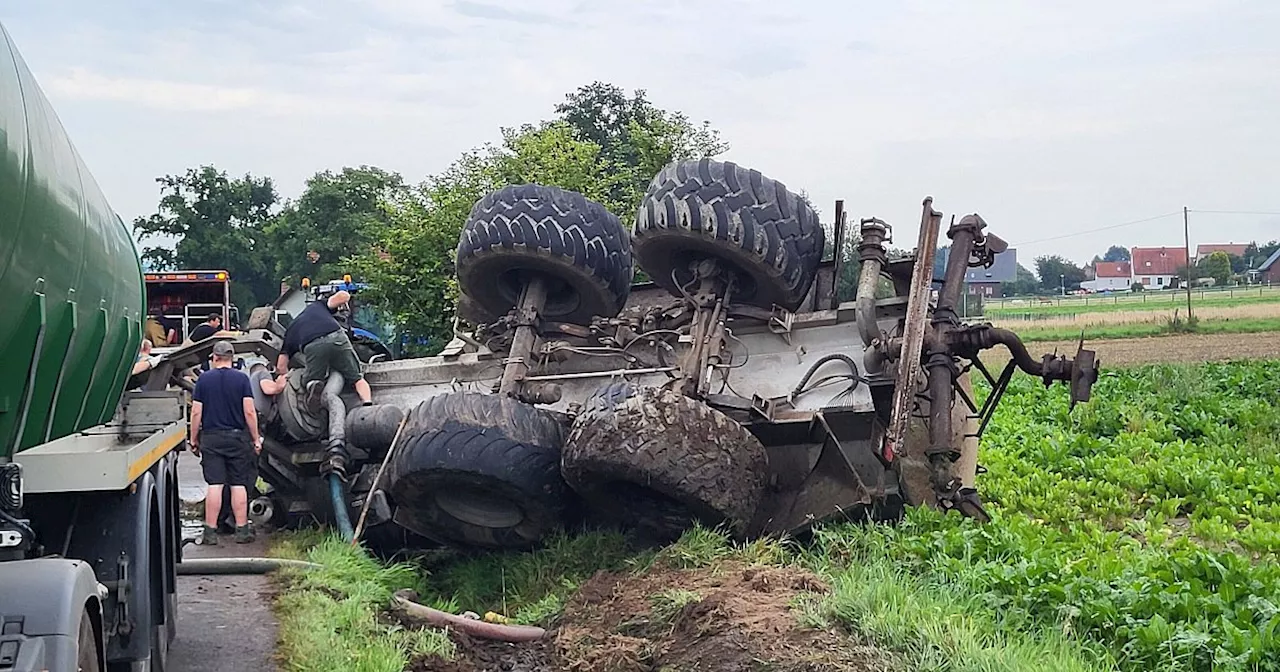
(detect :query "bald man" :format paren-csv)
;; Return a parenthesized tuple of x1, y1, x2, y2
(277, 290, 373, 408)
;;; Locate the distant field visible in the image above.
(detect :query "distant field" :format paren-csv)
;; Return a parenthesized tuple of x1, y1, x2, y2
(986, 285, 1280, 318)
(1013, 317, 1280, 343)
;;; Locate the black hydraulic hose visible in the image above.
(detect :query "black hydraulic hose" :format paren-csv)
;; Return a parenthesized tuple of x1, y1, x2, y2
(983, 328, 1044, 377)
(791, 353, 864, 399)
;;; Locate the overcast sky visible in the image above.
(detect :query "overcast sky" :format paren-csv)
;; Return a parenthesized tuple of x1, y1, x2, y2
(5, 1, 1278, 266)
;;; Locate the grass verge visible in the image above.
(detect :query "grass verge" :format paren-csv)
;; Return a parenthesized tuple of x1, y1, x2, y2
(270, 533, 455, 672)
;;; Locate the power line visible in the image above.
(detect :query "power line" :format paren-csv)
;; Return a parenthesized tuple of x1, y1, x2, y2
(1187, 209, 1280, 216)
(1012, 211, 1182, 246)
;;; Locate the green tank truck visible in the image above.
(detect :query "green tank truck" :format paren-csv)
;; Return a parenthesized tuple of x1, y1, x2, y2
(0, 22, 183, 671)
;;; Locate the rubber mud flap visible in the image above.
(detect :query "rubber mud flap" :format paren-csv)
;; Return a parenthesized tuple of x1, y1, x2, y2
(455, 184, 633, 325)
(384, 392, 568, 549)
(562, 382, 767, 540)
(632, 158, 824, 312)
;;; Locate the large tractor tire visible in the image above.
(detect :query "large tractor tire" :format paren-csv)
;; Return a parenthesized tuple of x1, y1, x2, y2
(384, 392, 568, 549)
(562, 383, 767, 539)
(632, 158, 825, 312)
(456, 184, 633, 326)
(456, 291, 497, 327)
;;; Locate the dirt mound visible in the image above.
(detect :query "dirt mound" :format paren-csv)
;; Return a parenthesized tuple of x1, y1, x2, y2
(418, 562, 893, 672)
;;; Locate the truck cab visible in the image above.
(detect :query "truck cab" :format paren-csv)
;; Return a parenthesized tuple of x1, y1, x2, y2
(144, 269, 238, 351)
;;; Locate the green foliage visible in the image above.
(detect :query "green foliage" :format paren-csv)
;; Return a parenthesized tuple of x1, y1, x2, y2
(267, 166, 408, 285)
(133, 166, 280, 309)
(648, 589, 703, 623)
(1104, 246, 1132, 263)
(1197, 251, 1233, 286)
(837, 361, 1280, 671)
(1163, 310, 1200, 334)
(1013, 316, 1280, 343)
(1035, 254, 1087, 293)
(272, 535, 453, 671)
(1002, 263, 1042, 296)
(414, 530, 636, 625)
(554, 81, 728, 210)
(1244, 241, 1280, 271)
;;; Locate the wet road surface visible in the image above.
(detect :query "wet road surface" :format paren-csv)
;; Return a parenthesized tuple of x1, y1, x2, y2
(168, 450, 279, 672)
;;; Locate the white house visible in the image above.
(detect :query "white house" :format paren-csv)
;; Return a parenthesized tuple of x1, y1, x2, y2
(1081, 261, 1132, 292)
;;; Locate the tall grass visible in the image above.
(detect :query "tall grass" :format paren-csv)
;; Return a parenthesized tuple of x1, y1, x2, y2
(272, 535, 454, 672)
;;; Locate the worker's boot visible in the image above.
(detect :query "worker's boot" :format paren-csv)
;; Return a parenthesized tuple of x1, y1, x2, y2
(234, 524, 255, 544)
(202, 525, 218, 546)
(305, 380, 324, 411)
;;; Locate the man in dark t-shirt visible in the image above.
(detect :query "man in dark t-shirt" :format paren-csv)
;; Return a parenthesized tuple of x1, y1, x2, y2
(278, 291, 373, 408)
(189, 313, 222, 342)
(191, 341, 262, 544)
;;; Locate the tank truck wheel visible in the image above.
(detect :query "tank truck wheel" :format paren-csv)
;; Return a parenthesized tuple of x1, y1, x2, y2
(455, 184, 633, 326)
(384, 392, 569, 549)
(632, 158, 825, 312)
(562, 382, 767, 540)
(76, 609, 101, 672)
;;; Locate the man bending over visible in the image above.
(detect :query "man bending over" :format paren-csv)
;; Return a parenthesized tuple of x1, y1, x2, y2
(277, 290, 373, 408)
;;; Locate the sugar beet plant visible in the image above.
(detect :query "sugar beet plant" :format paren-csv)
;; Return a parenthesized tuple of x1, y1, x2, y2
(816, 360, 1280, 671)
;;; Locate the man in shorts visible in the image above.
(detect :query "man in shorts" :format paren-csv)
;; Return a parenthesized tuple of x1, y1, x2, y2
(277, 290, 373, 408)
(190, 340, 262, 544)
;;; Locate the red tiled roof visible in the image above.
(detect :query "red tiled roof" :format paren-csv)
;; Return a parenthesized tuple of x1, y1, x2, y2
(1093, 261, 1131, 278)
(1130, 247, 1188, 276)
(1196, 244, 1249, 258)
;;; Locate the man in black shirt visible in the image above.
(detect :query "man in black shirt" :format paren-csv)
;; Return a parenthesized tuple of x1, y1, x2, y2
(189, 313, 222, 342)
(277, 290, 373, 408)
(191, 340, 262, 544)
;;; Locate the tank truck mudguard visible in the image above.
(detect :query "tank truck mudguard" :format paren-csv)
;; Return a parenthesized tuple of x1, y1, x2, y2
(60, 469, 166, 666)
(0, 557, 104, 672)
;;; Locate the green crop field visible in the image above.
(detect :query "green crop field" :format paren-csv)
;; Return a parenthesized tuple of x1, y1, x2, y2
(272, 360, 1280, 672)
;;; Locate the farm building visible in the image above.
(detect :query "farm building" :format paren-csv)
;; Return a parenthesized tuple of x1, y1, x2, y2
(932, 246, 1018, 297)
(1260, 248, 1280, 284)
(1195, 243, 1249, 262)
(1082, 261, 1132, 292)
(1130, 246, 1187, 288)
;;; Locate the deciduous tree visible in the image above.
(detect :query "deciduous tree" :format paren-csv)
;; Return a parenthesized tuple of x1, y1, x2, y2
(267, 166, 408, 285)
(1102, 245, 1131, 262)
(1034, 255, 1087, 293)
(133, 166, 279, 309)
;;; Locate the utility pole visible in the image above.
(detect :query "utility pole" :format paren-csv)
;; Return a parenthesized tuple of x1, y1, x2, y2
(1183, 206, 1193, 319)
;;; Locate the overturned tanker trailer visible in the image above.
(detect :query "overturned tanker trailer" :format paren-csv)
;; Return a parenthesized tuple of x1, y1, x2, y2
(357, 159, 1101, 550)
(160, 159, 1101, 551)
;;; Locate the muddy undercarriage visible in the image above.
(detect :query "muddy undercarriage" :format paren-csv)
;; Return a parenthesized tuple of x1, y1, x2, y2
(146, 159, 1100, 551)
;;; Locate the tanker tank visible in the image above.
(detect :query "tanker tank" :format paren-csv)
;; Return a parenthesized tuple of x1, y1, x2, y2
(0, 23, 145, 458)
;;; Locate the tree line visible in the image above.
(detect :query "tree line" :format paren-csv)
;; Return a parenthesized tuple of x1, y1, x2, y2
(132, 82, 729, 354)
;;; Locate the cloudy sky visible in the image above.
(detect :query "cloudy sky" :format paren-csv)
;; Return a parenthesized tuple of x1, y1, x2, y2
(4, 1, 1278, 266)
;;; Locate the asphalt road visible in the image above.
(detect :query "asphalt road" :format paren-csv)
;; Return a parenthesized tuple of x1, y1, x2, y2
(168, 451, 279, 672)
